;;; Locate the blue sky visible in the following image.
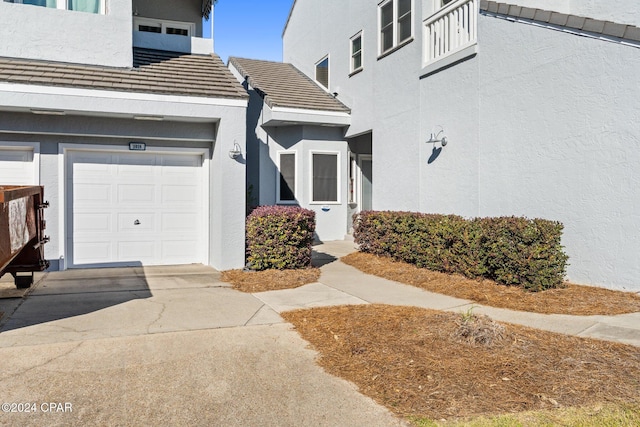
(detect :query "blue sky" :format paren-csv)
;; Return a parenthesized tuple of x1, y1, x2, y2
(204, 0, 294, 64)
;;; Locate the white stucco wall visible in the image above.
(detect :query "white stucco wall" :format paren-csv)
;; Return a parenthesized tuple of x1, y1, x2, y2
(475, 16, 640, 290)
(482, 0, 640, 27)
(284, 0, 640, 290)
(284, 0, 423, 212)
(0, 0, 132, 67)
(209, 105, 248, 270)
(419, 55, 480, 218)
(569, 0, 640, 28)
(500, 0, 571, 14)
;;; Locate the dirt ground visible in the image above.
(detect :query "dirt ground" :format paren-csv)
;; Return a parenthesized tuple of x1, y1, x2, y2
(282, 304, 640, 422)
(221, 268, 321, 293)
(342, 252, 640, 316)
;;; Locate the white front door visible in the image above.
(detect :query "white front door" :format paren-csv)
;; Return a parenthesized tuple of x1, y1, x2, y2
(0, 144, 37, 185)
(67, 149, 207, 268)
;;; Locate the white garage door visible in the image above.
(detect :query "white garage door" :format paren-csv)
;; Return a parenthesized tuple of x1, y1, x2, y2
(0, 146, 36, 185)
(68, 150, 206, 268)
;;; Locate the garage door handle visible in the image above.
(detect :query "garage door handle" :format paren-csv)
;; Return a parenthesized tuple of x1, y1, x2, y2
(134, 219, 140, 225)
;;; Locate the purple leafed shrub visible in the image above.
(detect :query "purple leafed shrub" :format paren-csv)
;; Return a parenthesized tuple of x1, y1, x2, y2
(353, 211, 568, 291)
(246, 206, 316, 270)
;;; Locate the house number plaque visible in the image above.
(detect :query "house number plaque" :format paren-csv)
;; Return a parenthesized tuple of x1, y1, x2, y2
(129, 142, 146, 151)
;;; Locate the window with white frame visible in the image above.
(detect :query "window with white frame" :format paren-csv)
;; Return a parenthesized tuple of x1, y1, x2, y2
(4, 0, 102, 13)
(311, 152, 339, 203)
(277, 152, 296, 203)
(315, 56, 329, 89)
(441, 0, 456, 7)
(379, 0, 412, 55)
(350, 32, 363, 73)
(134, 17, 195, 37)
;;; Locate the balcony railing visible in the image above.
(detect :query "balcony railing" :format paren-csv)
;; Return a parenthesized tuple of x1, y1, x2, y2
(423, 0, 478, 66)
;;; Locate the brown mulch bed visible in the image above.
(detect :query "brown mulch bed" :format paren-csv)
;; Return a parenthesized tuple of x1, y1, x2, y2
(221, 268, 321, 293)
(342, 252, 640, 316)
(282, 304, 640, 421)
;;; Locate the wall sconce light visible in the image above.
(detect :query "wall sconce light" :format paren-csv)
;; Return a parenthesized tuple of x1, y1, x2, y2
(228, 142, 242, 159)
(426, 126, 448, 147)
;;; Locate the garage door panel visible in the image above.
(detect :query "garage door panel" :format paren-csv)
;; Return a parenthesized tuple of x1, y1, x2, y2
(115, 153, 157, 167)
(75, 213, 112, 233)
(161, 185, 199, 204)
(117, 241, 157, 262)
(161, 240, 201, 263)
(118, 213, 155, 232)
(117, 184, 157, 203)
(161, 154, 201, 168)
(74, 183, 112, 204)
(73, 241, 112, 265)
(69, 150, 205, 268)
(72, 154, 112, 168)
(161, 213, 199, 232)
(0, 148, 35, 185)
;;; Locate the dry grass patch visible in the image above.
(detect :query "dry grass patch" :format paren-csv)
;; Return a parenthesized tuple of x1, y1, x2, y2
(221, 268, 321, 293)
(282, 304, 640, 422)
(342, 252, 640, 316)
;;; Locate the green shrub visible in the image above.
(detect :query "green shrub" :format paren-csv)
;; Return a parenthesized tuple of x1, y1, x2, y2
(477, 217, 569, 291)
(353, 211, 568, 291)
(246, 206, 316, 270)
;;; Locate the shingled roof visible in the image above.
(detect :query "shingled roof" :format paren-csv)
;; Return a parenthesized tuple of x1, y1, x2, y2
(0, 48, 248, 100)
(229, 57, 350, 113)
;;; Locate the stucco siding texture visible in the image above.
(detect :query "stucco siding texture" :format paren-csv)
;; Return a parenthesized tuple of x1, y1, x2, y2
(475, 15, 640, 290)
(481, 1, 640, 41)
(0, 48, 247, 100)
(228, 57, 350, 113)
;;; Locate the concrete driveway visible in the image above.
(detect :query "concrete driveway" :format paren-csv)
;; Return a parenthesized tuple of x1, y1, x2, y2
(0, 265, 405, 426)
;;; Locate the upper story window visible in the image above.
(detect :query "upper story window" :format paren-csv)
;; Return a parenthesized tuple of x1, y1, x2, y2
(134, 17, 194, 37)
(379, 0, 412, 56)
(4, 0, 102, 14)
(441, 0, 456, 7)
(350, 32, 363, 74)
(315, 56, 329, 89)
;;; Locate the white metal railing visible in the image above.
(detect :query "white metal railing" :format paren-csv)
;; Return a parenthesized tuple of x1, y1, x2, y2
(423, 0, 478, 66)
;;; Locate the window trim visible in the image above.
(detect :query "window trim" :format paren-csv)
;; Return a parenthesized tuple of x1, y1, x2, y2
(350, 31, 363, 74)
(5, 0, 104, 13)
(314, 55, 330, 90)
(378, 0, 413, 57)
(133, 17, 195, 37)
(276, 151, 298, 204)
(310, 150, 341, 205)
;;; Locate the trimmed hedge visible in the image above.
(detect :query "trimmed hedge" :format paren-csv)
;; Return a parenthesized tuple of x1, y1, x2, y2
(353, 211, 568, 291)
(246, 206, 316, 270)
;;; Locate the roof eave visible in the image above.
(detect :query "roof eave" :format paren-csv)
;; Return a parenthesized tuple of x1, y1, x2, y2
(262, 103, 351, 128)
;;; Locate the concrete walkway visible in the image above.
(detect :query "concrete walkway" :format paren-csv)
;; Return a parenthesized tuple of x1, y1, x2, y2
(0, 240, 638, 426)
(273, 241, 640, 348)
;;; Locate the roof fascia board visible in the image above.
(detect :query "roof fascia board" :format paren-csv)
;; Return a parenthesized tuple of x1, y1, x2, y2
(263, 103, 351, 127)
(0, 82, 247, 107)
(0, 83, 247, 120)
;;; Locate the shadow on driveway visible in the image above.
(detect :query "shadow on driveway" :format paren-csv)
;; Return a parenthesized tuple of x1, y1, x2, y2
(0, 263, 152, 332)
